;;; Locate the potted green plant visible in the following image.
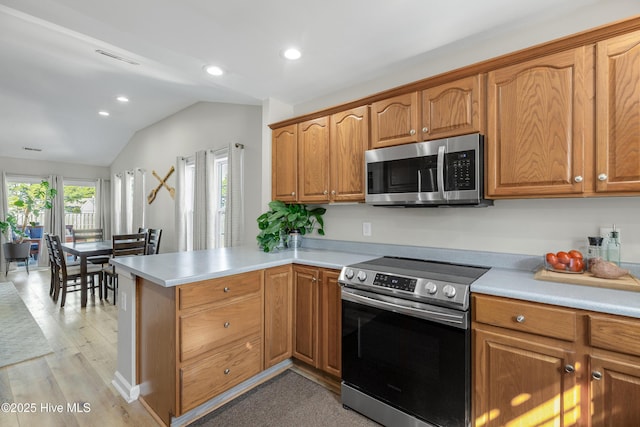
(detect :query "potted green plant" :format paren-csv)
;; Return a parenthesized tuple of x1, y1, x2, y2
(256, 200, 326, 252)
(1, 180, 57, 262)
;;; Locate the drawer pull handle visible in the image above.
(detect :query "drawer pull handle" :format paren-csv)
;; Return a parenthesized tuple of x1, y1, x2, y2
(223, 287, 230, 293)
(592, 371, 602, 381)
(224, 368, 230, 375)
(564, 364, 575, 373)
(515, 315, 525, 323)
(224, 322, 230, 328)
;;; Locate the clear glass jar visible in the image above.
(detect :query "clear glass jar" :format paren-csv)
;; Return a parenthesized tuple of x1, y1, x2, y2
(587, 236, 603, 270)
(607, 230, 621, 266)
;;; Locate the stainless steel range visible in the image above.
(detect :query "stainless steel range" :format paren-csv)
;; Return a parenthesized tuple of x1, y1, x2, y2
(339, 256, 489, 427)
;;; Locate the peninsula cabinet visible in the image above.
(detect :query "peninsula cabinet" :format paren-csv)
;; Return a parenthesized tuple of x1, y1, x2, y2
(420, 74, 484, 140)
(264, 265, 293, 368)
(473, 294, 640, 427)
(292, 264, 342, 377)
(272, 124, 298, 202)
(371, 92, 419, 148)
(595, 30, 640, 193)
(486, 46, 592, 198)
(137, 271, 264, 425)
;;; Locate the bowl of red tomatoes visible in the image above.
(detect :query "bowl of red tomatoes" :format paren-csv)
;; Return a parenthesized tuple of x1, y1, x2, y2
(544, 250, 586, 273)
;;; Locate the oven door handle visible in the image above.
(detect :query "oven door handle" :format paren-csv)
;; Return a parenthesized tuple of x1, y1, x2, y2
(341, 287, 468, 329)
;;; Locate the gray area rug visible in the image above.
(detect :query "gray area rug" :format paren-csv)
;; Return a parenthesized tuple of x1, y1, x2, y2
(190, 370, 380, 427)
(0, 282, 53, 368)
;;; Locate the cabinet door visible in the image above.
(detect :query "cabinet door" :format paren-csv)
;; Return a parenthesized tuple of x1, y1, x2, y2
(298, 117, 330, 202)
(487, 47, 591, 197)
(596, 30, 640, 193)
(371, 92, 419, 148)
(330, 106, 369, 202)
(319, 269, 341, 377)
(474, 328, 578, 427)
(292, 265, 319, 366)
(421, 75, 484, 140)
(272, 125, 298, 201)
(264, 265, 293, 368)
(590, 354, 640, 427)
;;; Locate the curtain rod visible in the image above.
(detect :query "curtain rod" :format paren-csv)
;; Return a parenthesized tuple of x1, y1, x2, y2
(235, 143, 244, 149)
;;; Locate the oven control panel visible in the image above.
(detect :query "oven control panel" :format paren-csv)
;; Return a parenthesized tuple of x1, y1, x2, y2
(374, 273, 417, 292)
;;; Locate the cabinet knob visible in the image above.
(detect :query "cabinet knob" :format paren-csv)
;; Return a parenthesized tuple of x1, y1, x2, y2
(331, 190, 336, 195)
(574, 176, 583, 183)
(224, 368, 230, 375)
(422, 127, 429, 133)
(409, 129, 416, 136)
(291, 192, 296, 196)
(312, 277, 317, 282)
(598, 173, 608, 181)
(564, 364, 575, 373)
(223, 287, 230, 293)
(323, 190, 328, 195)
(224, 321, 230, 328)
(592, 371, 603, 380)
(515, 315, 525, 323)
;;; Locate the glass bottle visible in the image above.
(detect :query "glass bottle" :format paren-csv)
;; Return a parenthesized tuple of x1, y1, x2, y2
(607, 230, 621, 266)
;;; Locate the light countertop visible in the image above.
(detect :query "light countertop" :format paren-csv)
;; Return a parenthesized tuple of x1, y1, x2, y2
(111, 245, 640, 318)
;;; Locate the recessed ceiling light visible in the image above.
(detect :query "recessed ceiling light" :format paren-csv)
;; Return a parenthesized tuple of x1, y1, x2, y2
(99, 111, 110, 117)
(117, 96, 129, 103)
(283, 48, 301, 60)
(205, 65, 224, 76)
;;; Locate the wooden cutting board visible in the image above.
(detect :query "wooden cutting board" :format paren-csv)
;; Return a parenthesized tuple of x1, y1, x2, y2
(534, 268, 640, 292)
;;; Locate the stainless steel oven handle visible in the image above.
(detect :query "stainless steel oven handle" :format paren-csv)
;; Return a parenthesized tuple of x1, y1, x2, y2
(341, 287, 468, 329)
(437, 145, 446, 200)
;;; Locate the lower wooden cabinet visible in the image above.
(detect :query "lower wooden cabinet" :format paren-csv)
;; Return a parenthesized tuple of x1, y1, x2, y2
(292, 264, 342, 377)
(473, 294, 640, 427)
(264, 265, 293, 368)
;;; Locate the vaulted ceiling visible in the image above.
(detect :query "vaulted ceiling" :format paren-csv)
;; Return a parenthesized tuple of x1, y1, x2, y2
(0, 0, 637, 166)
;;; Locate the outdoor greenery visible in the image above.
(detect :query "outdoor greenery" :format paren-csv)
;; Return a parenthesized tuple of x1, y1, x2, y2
(64, 185, 96, 213)
(256, 200, 326, 252)
(1, 180, 57, 243)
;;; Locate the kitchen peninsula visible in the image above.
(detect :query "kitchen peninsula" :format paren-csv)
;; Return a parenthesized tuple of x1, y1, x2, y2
(109, 244, 640, 426)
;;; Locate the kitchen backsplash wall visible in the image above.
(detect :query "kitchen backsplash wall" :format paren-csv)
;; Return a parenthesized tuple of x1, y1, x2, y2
(316, 197, 640, 263)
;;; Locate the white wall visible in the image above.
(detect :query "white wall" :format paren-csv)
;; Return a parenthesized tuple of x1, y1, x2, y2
(110, 101, 262, 253)
(0, 156, 110, 180)
(263, 3, 640, 263)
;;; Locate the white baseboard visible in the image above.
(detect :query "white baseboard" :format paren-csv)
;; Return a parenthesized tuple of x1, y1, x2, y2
(112, 371, 140, 403)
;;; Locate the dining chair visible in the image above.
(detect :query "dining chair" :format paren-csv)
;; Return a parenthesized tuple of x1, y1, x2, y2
(138, 227, 162, 255)
(71, 227, 110, 266)
(44, 233, 57, 298)
(103, 232, 147, 304)
(50, 234, 103, 307)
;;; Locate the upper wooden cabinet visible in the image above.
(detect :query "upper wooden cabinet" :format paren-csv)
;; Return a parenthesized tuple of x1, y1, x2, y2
(420, 74, 484, 140)
(329, 106, 369, 202)
(486, 47, 592, 197)
(271, 124, 298, 202)
(298, 117, 331, 202)
(596, 30, 640, 193)
(371, 92, 419, 148)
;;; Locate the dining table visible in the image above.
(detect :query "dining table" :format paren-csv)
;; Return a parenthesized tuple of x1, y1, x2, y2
(61, 240, 112, 307)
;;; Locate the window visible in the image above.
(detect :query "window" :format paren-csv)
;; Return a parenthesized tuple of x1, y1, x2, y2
(63, 180, 97, 233)
(213, 151, 228, 248)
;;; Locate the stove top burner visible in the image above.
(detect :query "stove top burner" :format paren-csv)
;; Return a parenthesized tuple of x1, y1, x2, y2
(339, 256, 489, 311)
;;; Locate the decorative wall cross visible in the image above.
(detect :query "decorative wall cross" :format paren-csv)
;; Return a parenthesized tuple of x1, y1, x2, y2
(148, 166, 175, 204)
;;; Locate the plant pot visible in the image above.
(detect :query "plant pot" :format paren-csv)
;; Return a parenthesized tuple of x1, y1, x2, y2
(3, 242, 31, 260)
(288, 230, 302, 249)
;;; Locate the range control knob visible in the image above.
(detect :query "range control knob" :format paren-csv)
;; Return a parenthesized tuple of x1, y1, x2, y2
(356, 271, 367, 282)
(442, 285, 457, 298)
(425, 282, 438, 294)
(344, 268, 354, 280)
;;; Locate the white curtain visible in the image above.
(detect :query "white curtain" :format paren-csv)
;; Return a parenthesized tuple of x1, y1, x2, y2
(41, 174, 65, 267)
(132, 168, 146, 232)
(175, 157, 189, 252)
(95, 178, 111, 240)
(225, 143, 244, 247)
(0, 171, 8, 275)
(113, 173, 123, 235)
(114, 169, 146, 234)
(193, 150, 214, 250)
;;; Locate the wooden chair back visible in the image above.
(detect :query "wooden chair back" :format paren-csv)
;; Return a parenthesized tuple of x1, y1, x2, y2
(72, 228, 104, 243)
(138, 227, 162, 255)
(112, 233, 147, 258)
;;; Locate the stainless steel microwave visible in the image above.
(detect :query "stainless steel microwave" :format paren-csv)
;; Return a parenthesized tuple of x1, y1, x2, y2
(365, 133, 492, 207)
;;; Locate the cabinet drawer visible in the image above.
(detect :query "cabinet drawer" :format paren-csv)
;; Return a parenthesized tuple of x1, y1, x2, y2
(589, 314, 640, 357)
(180, 295, 261, 361)
(178, 270, 262, 310)
(180, 334, 262, 413)
(473, 295, 577, 341)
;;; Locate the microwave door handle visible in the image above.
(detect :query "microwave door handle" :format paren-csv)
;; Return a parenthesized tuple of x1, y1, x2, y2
(437, 145, 446, 200)
(417, 169, 422, 194)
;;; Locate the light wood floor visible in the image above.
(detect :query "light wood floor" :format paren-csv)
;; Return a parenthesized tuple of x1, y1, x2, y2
(0, 267, 160, 427)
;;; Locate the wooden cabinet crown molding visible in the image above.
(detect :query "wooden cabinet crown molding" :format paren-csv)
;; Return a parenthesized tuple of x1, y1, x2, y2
(269, 14, 640, 130)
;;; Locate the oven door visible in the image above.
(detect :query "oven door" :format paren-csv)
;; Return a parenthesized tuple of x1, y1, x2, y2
(342, 287, 470, 427)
